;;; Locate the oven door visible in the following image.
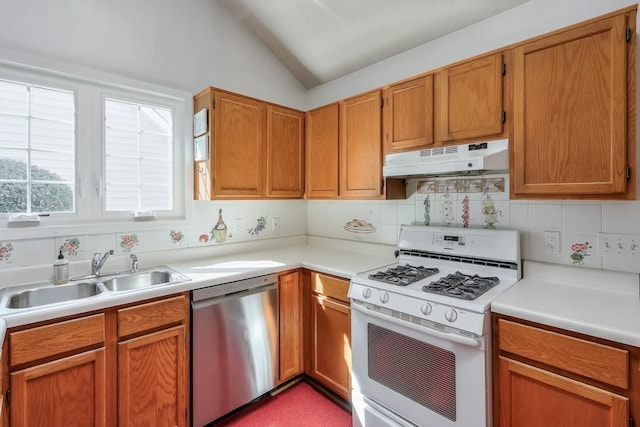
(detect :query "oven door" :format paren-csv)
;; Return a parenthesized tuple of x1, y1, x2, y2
(351, 301, 491, 427)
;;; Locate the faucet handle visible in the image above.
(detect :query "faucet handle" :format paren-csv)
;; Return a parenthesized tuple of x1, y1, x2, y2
(93, 252, 101, 261)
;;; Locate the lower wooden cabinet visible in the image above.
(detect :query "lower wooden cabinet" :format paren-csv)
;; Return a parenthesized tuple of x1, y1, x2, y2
(118, 326, 186, 427)
(11, 349, 106, 427)
(278, 270, 303, 383)
(494, 315, 637, 427)
(4, 293, 189, 427)
(305, 271, 351, 400)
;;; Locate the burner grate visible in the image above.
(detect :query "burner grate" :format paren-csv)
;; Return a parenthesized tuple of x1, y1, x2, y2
(368, 264, 440, 286)
(422, 271, 500, 300)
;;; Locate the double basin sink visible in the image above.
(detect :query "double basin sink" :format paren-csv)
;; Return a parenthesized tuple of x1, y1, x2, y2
(3, 267, 190, 310)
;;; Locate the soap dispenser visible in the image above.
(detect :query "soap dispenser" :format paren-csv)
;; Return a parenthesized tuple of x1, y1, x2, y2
(53, 250, 69, 285)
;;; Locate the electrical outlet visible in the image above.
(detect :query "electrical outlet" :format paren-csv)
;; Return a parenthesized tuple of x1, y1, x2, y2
(271, 217, 280, 231)
(544, 231, 561, 254)
(233, 219, 242, 232)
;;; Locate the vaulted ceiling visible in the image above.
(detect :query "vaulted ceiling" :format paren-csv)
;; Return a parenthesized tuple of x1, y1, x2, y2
(220, 0, 531, 89)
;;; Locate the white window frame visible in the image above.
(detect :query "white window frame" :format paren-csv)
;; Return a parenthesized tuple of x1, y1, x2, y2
(0, 61, 186, 230)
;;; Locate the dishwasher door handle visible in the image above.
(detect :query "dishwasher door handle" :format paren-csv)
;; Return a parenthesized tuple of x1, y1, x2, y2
(191, 283, 276, 310)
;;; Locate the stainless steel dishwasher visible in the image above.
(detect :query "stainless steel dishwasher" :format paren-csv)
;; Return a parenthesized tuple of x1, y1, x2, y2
(191, 274, 278, 427)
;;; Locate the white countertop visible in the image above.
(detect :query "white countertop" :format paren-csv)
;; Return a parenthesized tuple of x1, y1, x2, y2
(0, 239, 396, 330)
(492, 260, 640, 347)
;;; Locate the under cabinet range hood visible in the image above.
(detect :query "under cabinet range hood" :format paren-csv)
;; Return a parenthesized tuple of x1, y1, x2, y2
(383, 139, 509, 178)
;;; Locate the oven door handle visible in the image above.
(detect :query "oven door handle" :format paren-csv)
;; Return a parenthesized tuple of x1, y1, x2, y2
(352, 302, 482, 348)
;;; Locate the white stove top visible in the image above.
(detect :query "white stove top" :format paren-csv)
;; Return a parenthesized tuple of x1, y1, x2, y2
(348, 225, 521, 336)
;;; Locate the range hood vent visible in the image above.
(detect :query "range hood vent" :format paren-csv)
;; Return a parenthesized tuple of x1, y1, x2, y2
(383, 139, 509, 178)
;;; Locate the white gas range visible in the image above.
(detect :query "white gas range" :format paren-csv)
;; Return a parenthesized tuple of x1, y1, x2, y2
(348, 225, 521, 427)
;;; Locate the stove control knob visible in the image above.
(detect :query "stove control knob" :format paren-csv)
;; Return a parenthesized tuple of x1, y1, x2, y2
(421, 303, 433, 315)
(379, 292, 389, 304)
(445, 308, 458, 323)
(362, 288, 372, 299)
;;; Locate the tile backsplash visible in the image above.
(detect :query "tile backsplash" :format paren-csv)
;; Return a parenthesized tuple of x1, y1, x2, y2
(2, 179, 640, 276)
(0, 200, 307, 271)
(308, 177, 640, 274)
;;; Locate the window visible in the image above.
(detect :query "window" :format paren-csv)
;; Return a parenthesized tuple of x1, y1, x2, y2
(104, 99, 173, 212)
(0, 79, 75, 214)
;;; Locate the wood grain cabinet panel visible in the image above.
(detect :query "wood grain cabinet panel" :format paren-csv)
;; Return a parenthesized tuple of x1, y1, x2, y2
(306, 103, 340, 198)
(512, 13, 631, 196)
(117, 295, 186, 338)
(212, 91, 266, 198)
(499, 357, 628, 427)
(494, 313, 638, 427)
(383, 75, 434, 153)
(438, 52, 504, 142)
(340, 90, 383, 198)
(267, 106, 305, 198)
(118, 326, 186, 427)
(11, 349, 106, 427)
(306, 271, 351, 400)
(278, 271, 303, 382)
(9, 314, 104, 367)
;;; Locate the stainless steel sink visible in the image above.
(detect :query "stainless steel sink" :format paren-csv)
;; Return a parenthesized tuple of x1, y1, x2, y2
(6, 282, 104, 309)
(101, 268, 189, 292)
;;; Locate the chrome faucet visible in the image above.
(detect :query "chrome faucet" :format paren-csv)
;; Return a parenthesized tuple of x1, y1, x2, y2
(130, 254, 138, 273)
(92, 250, 114, 276)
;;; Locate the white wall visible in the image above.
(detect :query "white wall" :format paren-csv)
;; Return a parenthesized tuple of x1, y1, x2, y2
(308, 0, 638, 108)
(0, 0, 307, 109)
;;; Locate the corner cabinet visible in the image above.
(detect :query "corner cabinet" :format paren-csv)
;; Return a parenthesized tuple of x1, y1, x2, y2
(340, 90, 383, 198)
(304, 270, 351, 400)
(383, 75, 434, 153)
(306, 103, 340, 198)
(494, 315, 640, 427)
(436, 52, 507, 143)
(512, 11, 636, 198)
(5, 293, 189, 427)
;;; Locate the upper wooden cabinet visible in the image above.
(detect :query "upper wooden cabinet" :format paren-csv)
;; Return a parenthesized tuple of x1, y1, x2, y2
(437, 52, 506, 142)
(306, 103, 340, 198)
(512, 12, 634, 197)
(340, 90, 383, 198)
(383, 75, 434, 153)
(267, 106, 305, 198)
(211, 91, 265, 199)
(194, 88, 305, 200)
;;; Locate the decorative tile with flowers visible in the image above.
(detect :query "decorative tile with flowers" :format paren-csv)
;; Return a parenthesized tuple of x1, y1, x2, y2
(0, 242, 14, 262)
(570, 241, 592, 266)
(55, 236, 86, 258)
(117, 233, 141, 255)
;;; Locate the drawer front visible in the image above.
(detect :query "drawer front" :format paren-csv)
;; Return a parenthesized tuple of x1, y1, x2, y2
(311, 272, 349, 303)
(10, 314, 105, 367)
(118, 295, 186, 338)
(498, 319, 629, 389)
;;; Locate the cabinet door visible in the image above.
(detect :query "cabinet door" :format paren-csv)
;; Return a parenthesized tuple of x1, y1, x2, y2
(499, 357, 628, 427)
(212, 91, 265, 198)
(278, 271, 303, 382)
(512, 15, 628, 196)
(267, 106, 305, 198)
(306, 103, 339, 198)
(438, 52, 504, 141)
(340, 91, 383, 198)
(118, 326, 186, 427)
(309, 294, 351, 399)
(11, 349, 106, 427)
(383, 75, 434, 153)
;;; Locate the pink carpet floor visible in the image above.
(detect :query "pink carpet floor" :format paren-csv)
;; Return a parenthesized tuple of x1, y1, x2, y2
(216, 381, 352, 427)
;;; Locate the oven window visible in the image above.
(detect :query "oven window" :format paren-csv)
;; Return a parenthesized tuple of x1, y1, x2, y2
(367, 323, 456, 421)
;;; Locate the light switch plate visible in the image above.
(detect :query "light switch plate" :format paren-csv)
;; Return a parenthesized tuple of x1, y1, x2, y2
(597, 232, 640, 258)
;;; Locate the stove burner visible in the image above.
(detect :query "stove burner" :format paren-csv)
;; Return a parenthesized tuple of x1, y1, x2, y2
(368, 264, 440, 286)
(422, 271, 500, 300)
